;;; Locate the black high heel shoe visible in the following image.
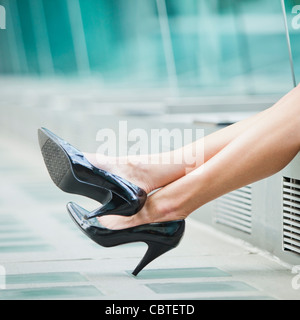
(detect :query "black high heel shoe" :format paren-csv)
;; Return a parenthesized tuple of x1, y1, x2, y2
(38, 128, 147, 219)
(67, 202, 185, 276)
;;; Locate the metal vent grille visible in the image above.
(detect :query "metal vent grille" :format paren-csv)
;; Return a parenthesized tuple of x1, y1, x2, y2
(283, 177, 300, 255)
(215, 185, 252, 234)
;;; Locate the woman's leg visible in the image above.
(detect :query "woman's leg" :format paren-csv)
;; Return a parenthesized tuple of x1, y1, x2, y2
(85, 87, 294, 194)
(100, 85, 300, 229)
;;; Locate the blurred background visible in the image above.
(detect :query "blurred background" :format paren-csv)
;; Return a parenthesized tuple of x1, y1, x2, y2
(0, 0, 299, 95)
(0, 0, 299, 149)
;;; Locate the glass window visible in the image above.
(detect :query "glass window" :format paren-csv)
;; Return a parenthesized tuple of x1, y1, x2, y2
(42, 0, 77, 74)
(0, 0, 298, 98)
(165, 0, 293, 96)
(79, 0, 169, 86)
(281, 0, 300, 86)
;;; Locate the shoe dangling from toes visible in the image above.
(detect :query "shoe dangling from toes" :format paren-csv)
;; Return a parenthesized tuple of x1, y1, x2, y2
(38, 127, 147, 219)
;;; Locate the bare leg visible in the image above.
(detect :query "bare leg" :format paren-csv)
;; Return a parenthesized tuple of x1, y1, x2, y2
(85, 88, 293, 194)
(100, 85, 300, 229)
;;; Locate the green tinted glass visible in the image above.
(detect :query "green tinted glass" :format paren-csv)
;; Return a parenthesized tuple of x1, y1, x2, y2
(0, 0, 297, 95)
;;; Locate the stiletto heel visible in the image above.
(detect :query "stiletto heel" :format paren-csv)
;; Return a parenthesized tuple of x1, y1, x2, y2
(132, 242, 176, 277)
(38, 128, 147, 218)
(67, 202, 185, 276)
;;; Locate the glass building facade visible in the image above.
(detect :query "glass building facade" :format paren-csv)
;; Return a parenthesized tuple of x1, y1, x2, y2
(0, 0, 299, 97)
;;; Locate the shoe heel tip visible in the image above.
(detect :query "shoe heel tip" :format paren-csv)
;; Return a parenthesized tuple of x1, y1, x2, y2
(132, 265, 145, 277)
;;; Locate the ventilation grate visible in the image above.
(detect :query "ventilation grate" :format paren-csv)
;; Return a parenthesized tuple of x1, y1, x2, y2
(283, 177, 300, 255)
(214, 185, 252, 234)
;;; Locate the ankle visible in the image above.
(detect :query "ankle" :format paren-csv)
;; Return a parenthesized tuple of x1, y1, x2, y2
(127, 156, 155, 193)
(141, 195, 182, 224)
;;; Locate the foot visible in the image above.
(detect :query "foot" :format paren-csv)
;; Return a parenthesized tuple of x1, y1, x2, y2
(83, 153, 187, 230)
(97, 207, 149, 230)
(83, 153, 155, 195)
(94, 201, 157, 230)
(95, 189, 187, 230)
(83, 152, 159, 230)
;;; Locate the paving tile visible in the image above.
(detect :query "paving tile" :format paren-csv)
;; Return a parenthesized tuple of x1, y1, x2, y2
(0, 165, 29, 172)
(0, 227, 32, 234)
(196, 295, 275, 300)
(0, 236, 42, 243)
(146, 281, 257, 294)
(130, 267, 231, 280)
(6, 272, 88, 285)
(0, 285, 103, 300)
(0, 216, 20, 225)
(0, 244, 53, 253)
(0, 226, 34, 236)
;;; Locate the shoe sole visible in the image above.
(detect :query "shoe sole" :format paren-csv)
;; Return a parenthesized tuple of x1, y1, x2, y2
(39, 130, 71, 188)
(38, 128, 111, 203)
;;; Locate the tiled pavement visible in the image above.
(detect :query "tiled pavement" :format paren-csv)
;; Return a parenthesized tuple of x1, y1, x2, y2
(0, 133, 299, 300)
